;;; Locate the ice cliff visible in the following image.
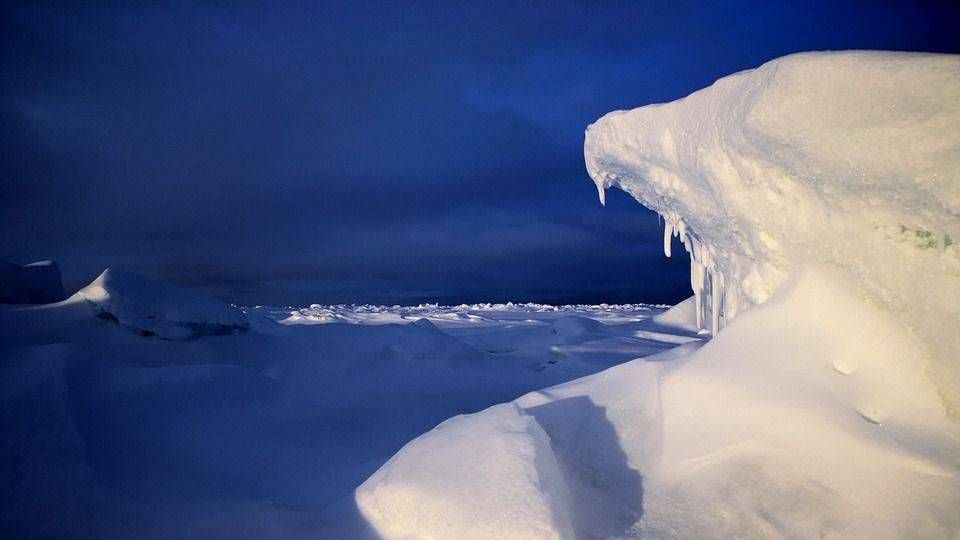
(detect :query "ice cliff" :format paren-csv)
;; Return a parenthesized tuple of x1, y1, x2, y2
(584, 51, 960, 413)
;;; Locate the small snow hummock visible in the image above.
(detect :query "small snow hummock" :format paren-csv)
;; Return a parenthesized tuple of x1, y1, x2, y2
(0, 259, 66, 304)
(356, 403, 575, 540)
(75, 268, 248, 339)
(650, 295, 698, 332)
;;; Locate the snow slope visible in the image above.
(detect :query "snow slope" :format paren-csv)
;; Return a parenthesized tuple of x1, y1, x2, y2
(360, 270, 958, 539)
(356, 51, 960, 539)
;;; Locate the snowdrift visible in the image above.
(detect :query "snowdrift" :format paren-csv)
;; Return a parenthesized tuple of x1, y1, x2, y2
(356, 51, 960, 539)
(75, 268, 248, 339)
(585, 50, 960, 413)
(650, 295, 698, 332)
(357, 403, 575, 540)
(359, 271, 958, 539)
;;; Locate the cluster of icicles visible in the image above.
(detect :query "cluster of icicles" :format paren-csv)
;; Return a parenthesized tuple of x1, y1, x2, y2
(662, 214, 737, 335)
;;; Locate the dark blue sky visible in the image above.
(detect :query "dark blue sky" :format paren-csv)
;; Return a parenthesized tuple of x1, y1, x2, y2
(2, 1, 958, 305)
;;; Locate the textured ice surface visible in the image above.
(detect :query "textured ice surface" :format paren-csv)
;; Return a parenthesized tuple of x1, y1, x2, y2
(585, 50, 960, 411)
(260, 301, 662, 327)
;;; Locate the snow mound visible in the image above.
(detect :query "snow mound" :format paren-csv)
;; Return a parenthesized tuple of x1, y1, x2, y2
(356, 403, 575, 540)
(585, 50, 960, 413)
(409, 317, 440, 331)
(651, 295, 698, 332)
(75, 268, 248, 340)
(630, 271, 960, 539)
(0, 260, 66, 304)
(549, 315, 604, 338)
(361, 271, 959, 539)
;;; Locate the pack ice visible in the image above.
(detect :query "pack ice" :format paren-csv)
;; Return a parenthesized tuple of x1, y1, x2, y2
(355, 51, 960, 539)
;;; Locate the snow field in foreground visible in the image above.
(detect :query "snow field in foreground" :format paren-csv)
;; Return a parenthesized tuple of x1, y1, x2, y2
(0, 269, 688, 539)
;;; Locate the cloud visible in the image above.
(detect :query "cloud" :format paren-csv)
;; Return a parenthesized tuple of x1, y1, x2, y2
(1, 1, 957, 303)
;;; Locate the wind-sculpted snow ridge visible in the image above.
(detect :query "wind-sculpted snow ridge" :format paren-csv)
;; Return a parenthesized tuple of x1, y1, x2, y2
(585, 50, 960, 412)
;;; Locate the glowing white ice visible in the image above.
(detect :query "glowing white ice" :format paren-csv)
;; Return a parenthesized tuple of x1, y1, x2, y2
(585, 50, 960, 406)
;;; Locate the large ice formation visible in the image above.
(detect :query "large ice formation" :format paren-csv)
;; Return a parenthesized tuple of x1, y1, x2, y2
(585, 50, 960, 412)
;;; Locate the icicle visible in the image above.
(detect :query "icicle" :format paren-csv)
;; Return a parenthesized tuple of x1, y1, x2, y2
(724, 282, 739, 323)
(710, 270, 723, 335)
(596, 183, 606, 206)
(663, 220, 674, 257)
(691, 257, 705, 330)
(697, 268, 706, 330)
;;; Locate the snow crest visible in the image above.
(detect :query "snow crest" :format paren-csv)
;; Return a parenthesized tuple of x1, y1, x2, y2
(585, 51, 960, 413)
(356, 403, 575, 540)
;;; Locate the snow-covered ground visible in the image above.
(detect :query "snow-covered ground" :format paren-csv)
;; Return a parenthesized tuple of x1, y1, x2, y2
(0, 273, 696, 539)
